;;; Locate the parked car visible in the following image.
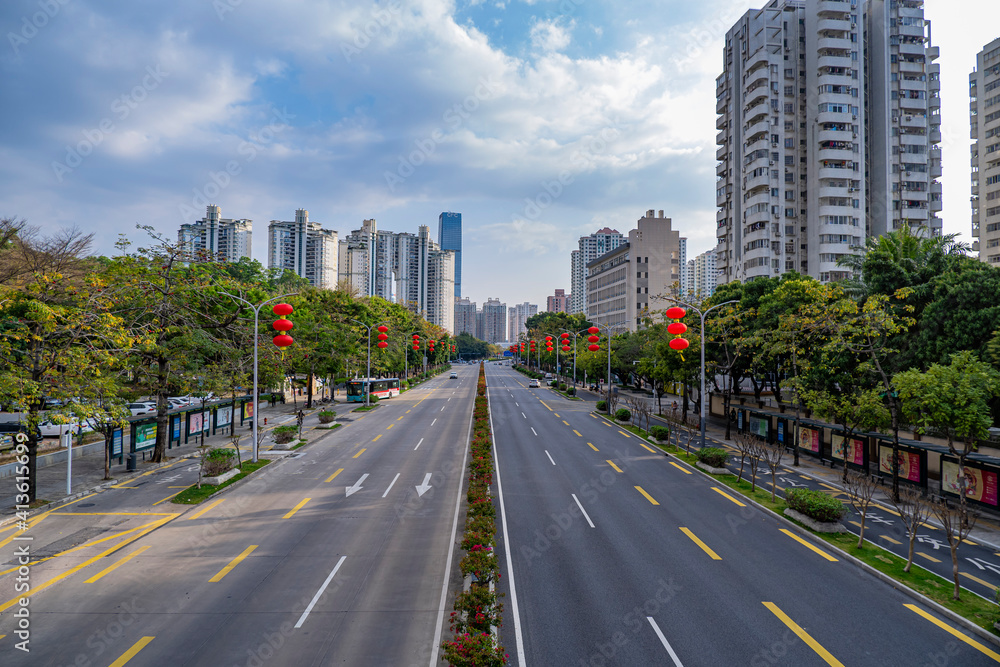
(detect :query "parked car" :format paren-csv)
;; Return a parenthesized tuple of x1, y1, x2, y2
(38, 419, 95, 438)
(167, 397, 192, 409)
(528, 379, 540, 388)
(128, 402, 157, 416)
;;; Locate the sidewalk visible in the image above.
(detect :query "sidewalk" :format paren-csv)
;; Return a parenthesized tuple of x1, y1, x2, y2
(0, 398, 354, 519)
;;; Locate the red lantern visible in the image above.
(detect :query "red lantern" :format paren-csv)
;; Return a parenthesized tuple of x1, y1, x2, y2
(667, 322, 687, 335)
(562, 345, 571, 352)
(377, 341, 388, 349)
(665, 306, 686, 320)
(560, 333, 570, 339)
(413, 345, 419, 350)
(273, 334, 294, 347)
(273, 303, 293, 316)
(273, 318, 293, 331)
(377, 325, 388, 333)
(377, 333, 388, 341)
(669, 338, 689, 351)
(588, 335, 599, 343)
(588, 344, 600, 352)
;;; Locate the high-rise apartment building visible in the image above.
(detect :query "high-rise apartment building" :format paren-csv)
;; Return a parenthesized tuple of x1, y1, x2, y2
(179, 205, 252, 262)
(267, 209, 338, 288)
(478, 298, 507, 343)
(971, 37, 1000, 266)
(570, 228, 626, 315)
(438, 212, 462, 298)
(715, 0, 941, 284)
(546, 289, 570, 313)
(508, 302, 538, 341)
(586, 210, 684, 331)
(454, 298, 478, 336)
(685, 250, 719, 298)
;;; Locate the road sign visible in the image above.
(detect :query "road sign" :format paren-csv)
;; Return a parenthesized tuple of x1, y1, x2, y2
(503, 350, 513, 357)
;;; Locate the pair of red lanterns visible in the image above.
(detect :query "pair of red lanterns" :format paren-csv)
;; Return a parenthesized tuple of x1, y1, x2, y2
(272, 303, 294, 347)
(666, 306, 689, 351)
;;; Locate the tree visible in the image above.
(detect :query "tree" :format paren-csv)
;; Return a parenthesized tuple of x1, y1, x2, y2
(895, 351, 1000, 524)
(760, 440, 784, 503)
(933, 499, 978, 601)
(843, 471, 878, 549)
(889, 486, 933, 573)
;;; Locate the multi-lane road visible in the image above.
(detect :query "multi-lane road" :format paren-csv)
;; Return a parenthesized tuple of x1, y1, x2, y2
(486, 363, 1000, 666)
(0, 368, 477, 666)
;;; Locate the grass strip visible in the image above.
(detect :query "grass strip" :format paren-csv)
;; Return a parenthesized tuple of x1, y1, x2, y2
(171, 460, 271, 505)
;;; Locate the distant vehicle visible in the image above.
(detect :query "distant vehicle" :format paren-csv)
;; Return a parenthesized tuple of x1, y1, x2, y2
(128, 402, 157, 416)
(346, 378, 401, 402)
(544, 373, 553, 380)
(38, 419, 95, 438)
(450, 372, 458, 379)
(528, 379, 540, 388)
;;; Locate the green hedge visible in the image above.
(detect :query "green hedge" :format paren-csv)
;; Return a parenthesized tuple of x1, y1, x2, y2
(615, 408, 631, 422)
(650, 425, 670, 442)
(696, 447, 729, 468)
(596, 400, 607, 412)
(786, 488, 847, 523)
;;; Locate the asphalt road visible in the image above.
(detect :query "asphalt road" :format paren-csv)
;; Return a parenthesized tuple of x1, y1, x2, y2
(0, 368, 476, 666)
(486, 363, 1000, 666)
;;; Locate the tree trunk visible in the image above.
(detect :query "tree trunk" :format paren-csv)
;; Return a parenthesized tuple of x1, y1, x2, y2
(152, 355, 169, 463)
(25, 436, 38, 504)
(951, 543, 961, 601)
(857, 514, 866, 549)
(905, 533, 915, 573)
(306, 367, 314, 409)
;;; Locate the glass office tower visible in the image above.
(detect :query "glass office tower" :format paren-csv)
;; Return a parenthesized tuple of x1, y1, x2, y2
(438, 212, 462, 298)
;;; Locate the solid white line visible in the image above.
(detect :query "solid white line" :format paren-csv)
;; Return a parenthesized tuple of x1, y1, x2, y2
(531, 427, 538, 436)
(431, 418, 437, 426)
(545, 450, 556, 466)
(648, 617, 684, 666)
(414, 437, 424, 450)
(295, 556, 347, 628)
(382, 473, 400, 498)
(428, 381, 474, 667)
(571, 494, 596, 528)
(490, 388, 527, 666)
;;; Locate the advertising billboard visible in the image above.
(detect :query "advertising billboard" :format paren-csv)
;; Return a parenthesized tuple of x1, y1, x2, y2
(798, 427, 820, 453)
(942, 460, 999, 507)
(878, 446, 922, 483)
(831, 435, 865, 466)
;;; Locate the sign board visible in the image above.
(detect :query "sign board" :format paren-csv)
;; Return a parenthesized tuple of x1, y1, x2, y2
(942, 459, 999, 507)
(503, 351, 513, 357)
(216, 405, 232, 429)
(879, 445, 922, 483)
(831, 435, 865, 466)
(112, 428, 123, 457)
(134, 423, 157, 451)
(798, 427, 820, 453)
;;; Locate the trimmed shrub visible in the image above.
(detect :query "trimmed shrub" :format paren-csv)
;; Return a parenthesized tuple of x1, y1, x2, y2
(615, 408, 631, 422)
(441, 631, 506, 667)
(786, 488, 847, 523)
(450, 586, 504, 634)
(697, 447, 729, 468)
(566, 387, 575, 396)
(369, 394, 379, 404)
(549, 380, 558, 387)
(650, 425, 670, 442)
(596, 400, 607, 412)
(317, 410, 336, 424)
(202, 448, 236, 476)
(272, 425, 298, 444)
(559, 383, 567, 391)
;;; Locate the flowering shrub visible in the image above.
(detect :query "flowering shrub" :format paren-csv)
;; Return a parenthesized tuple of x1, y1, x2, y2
(442, 632, 506, 667)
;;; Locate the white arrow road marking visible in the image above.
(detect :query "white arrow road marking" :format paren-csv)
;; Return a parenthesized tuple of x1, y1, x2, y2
(416, 473, 433, 497)
(346, 474, 369, 497)
(383, 473, 400, 498)
(295, 556, 347, 629)
(414, 437, 424, 451)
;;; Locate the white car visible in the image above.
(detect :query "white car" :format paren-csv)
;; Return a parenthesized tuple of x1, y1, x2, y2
(128, 402, 157, 416)
(38, 419, 95, 438)
(528, 379, 540, 388)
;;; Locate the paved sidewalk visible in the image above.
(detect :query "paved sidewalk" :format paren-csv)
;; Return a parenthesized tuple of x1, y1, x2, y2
(0, 398, 354, 519)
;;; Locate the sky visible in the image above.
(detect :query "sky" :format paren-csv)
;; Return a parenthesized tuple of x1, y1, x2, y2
(1, 0, 997, 310)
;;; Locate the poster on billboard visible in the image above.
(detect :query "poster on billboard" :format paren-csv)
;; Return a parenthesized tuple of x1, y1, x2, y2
(112, 428, 123, 457)
(831, 435, 865, 465)
(798, 427, 820, 453)
(216, 405, 232, 428)
(777, 421, 784, 444)
(242, 401, 254, 420)
(188, 411, 210, 436)
(749, 415, 768, 439)
(942, 460, 999, 507)
(134, 423, 156, 451)
(878, 445, 922, 483)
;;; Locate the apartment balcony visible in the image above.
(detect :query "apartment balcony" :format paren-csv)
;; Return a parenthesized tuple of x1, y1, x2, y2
(816, 0, 851, 16)
(818, 128, 855, 144)
(930, 162, 942, 178)
(929, 95, 941, 111)
(973, 240, 980, 251)
(818, 54, 853, 70)
(717, 145, 728, 161)
(717, 113, 728, 130)
(818, 183, 854, 198)
(927, 45, 940, 61)
(817, 18, 852, 33)
(717, 130, 727, 145)
(900, 113, 926, 127)
(817, 204, 856, 219)
(746, 171, 771, 192)
(898, 23, 925, 38)
(818, 72, 852, 89)
(898, 42, 927, 57)
(930, 181, 942, 195)
(717, 94, 730, 114)
(745, 133, 770, 152)
(817, 109, 856, 125)
(745, 187, 771, 208)
(929, 128, 941, 143)
(817, 165, 857, 180)
(745, 90, 770, 114)
(817, 146, 857, 162)
(898, 60, 925, 74)
(817, 35, 853, 52)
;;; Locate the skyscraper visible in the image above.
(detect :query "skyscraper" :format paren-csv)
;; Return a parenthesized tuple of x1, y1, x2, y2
(508, 302, 538, 341)
(971, 37, 1000, 266)
(179, 205, 252, 262)
(438, 212, 462, 298)
(546, 289, 570, 313)
(570, 228, 626, 315)
(454, 298, 478, 336)
(479, 298, 507, 343)
(715, 0, 941, 284)
(267, 209, 338, 288)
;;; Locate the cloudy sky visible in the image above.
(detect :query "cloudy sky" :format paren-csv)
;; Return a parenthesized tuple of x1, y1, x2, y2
(1, 0, 996, 309)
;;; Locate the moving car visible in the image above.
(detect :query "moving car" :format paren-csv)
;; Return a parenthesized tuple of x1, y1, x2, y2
(528, 379, 540, 388)
(450, 372, 458, 379)
(544, 373, 553, 380)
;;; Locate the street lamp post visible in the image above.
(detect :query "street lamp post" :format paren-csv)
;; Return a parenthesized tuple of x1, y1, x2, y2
(587, 322, 627, 400)
(352, 320, 388, 407)
(662, 298, 739, 450)
(560, 328, 591, 387)
(221, 291, 298, 463)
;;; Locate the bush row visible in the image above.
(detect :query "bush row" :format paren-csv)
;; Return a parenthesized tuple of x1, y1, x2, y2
(443, 362, 507, 666)
(785, 488, 847, 523)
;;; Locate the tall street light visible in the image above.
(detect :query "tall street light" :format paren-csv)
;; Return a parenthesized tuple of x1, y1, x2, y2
(221, 291, 298, 463)
(587, 322, 627, 401)
(560, 327, 591, 387)
(352, 320, 388, 407)
(662, 297, 739, 450)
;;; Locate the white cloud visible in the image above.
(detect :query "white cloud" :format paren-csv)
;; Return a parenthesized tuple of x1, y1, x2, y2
(529, 18, 573, 53)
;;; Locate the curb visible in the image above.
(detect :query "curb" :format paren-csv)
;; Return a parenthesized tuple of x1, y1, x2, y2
(671, 452, 1000, 649)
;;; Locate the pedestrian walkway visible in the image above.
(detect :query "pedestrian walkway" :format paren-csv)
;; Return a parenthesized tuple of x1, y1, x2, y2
(0, 398, 353, 519)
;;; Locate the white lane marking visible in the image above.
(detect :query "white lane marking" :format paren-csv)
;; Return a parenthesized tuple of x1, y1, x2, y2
(515, 402, 519, 407)
(648, 617, 684, 666)
(279, 415, 296, 424)
(448, 397, 451, 401)
(431, 418, 437, 426)
(531, 427, 538, 436)
(295, 556, 347, 628)
(414, 437, 424, 450)
(440, 405, 446, 411)
(571, 494, 596, 528)
(488, 388, 527, 667)
(382, 473, 401, 498)
(522, 412, 526, 419)
(545, 451, 556, 466)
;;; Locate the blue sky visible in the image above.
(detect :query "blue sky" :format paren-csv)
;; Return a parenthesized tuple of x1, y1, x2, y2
(1, 0, 996, 309)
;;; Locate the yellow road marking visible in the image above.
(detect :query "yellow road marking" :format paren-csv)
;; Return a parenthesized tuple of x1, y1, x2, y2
(607, 460, 623, 473)
(638, 442, 657, 453)
(799, 475, 812, 481)
(553, 413, 560, 418)
(397, 416, 404, 421)
(325, 468, 344, 483)
(617, 430, 631, 438)
(601, 421, 611, 427)
(109, 636, 155, 667)
(562, 420, 570, 426)
(879, 535, 902, 545)
(763, 602, 844, 666)
(779, 529, 838, 562)
(0, 515, 175, 612)
(210, 545, 258, 582)
(167, 486, 188, 488)
(406, 410, 411, 414)
(353, 448, 367, 458)
(671, 462, 692, 475)
(963, 538, 978, 546)
(85, 546, 151, 583)
(573, 430, 583, 437)
(711, 487, 746, 507)
(373, 434, 382, 442)
(283, 498, 311, 520)
(849, 520, 862, 529)
(386, 424, 394, 430)
(187, 498, 225, 521)
(635, 486, 659, 505)
(905, 603, 1000, 661)
(917, 551, 941, 563)
(960, 571, 998, 592)
(589, 413, 598, 419)
(540, 401, 552, 411)
(680, 527, 721, 560)
(152, 490, 184, 506)
(588, 443, 599, 451)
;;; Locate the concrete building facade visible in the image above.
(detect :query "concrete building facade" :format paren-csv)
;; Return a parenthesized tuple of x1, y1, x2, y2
(971, 37, 1000, 265)
(438, 212, 462, 298)
(570, 228, 626, 315)
(546, 289, 570, 313)
(508, 302, 539, 341)
(267, 209, 338, 288)
(179, 205, 252, 262)
(454, 298, 477, 336)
